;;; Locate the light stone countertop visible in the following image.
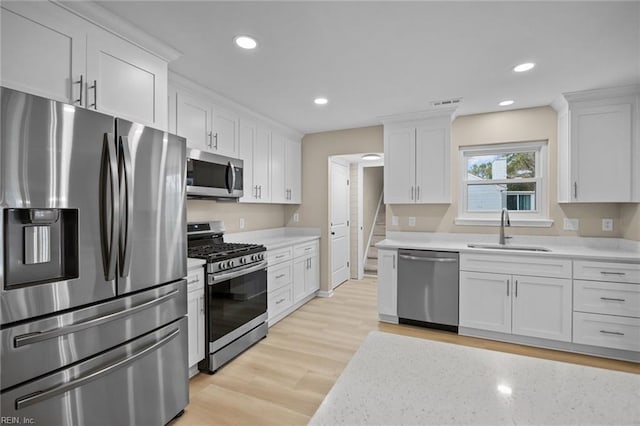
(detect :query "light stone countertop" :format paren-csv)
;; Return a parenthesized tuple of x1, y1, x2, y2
(377, 232, 640, 262)
(224, 227, 320, 250)
(187, 258, 206, 270)
(309, 331, 640, 426)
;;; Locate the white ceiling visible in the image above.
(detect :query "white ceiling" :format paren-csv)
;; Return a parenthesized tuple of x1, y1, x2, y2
(95, 1, 639, 135)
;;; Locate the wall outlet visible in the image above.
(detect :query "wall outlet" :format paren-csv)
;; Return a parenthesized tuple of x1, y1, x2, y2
(408, 217, 416, 227)
(392, 216, 399, 226)
(239, 218, 245, 229)
(563, 218, 579, 231)
(602, 218, 613, 232)
(293, 213, 300, 223)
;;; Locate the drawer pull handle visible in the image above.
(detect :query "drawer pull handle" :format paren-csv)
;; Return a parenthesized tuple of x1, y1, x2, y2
(600, 271, 626, 276)
(188, 278, 199, 285)
(276, 298, 286, 305)
(275, 274, 285, 279)
(276, 255, 286, 259)
(599, 330, 624, 336)
(600, 297, 625, 302)
(305, 247, 312, 251)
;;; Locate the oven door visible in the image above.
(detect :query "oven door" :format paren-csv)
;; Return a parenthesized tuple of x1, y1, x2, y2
(206, 262, 267, 352)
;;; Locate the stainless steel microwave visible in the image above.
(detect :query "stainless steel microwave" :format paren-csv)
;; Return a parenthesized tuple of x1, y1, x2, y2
(186, 149, 243, 199)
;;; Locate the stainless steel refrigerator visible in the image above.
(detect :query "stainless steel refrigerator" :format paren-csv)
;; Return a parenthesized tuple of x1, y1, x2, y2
(0, 87, 188, 425)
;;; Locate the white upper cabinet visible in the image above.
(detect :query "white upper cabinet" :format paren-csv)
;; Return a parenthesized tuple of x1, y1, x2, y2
(556, 86, 639, 202)
(383, 109, 454, 204)
(211, 106, 239, 157)
(1, 2, 169, 129)
(1, 2, 86, 105)
(174, 89, 238, 157)
(176, 91, 212, 151)
(239, 119, 271, 203)
(86, 30, 167, 129)
(271, 133, 301, 204)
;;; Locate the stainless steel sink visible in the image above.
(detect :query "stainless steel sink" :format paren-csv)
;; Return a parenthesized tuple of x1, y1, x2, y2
(467, 243, 551, 252)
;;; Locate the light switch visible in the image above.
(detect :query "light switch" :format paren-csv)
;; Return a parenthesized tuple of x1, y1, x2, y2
(239, 218, 245, 229)
(293, 213, 300, 223)
(563, 218, 579, 231)
(602, 218, 613, 232)
(392, 216, 399, 226)
(408, 217, 416, 227)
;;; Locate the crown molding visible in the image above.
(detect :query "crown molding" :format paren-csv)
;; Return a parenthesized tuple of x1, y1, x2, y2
(378, 107, 457, 125)
(562, 84, 640, 103)
(54, 0, 182, 62)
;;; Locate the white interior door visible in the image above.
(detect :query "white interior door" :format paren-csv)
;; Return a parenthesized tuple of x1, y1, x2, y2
(331, 161, 350, 289)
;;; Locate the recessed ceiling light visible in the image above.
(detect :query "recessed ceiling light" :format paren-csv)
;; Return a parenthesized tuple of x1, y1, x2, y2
(513, 62, 535, 73)
(362, 154, 381, 161)
(314, 97, 328, 105)
(499, 100, 514, 107)
(497, 384, 513, 395)
(234, 35, 257, 50)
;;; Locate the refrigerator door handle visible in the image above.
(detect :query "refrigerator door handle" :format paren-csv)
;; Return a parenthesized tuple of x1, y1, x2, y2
(13, 289, 180, 348)
(120, 135, 134, 278)
(14, 329, 180, 410)
(101, 133, 119, 281)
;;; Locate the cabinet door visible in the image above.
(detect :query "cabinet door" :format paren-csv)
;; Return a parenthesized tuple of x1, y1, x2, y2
(212, 106, 239, 157)
(384, 127, 416, 203)
(197, 293, 205, 362)
(285, 139, 302, 203)
(270, 134, 287, 203)
(187, 289, 199, 368)
(238, 119, 256, 202)
(176, 91, 212, 151)
(511, 275, 572, 342)
(292, 257, 307, 303)
(459, 271, 511, 333)
(377, 250, 397, 319)
(254, 127, 272, 202)
(1, 2, 86, 105)
(571, 103, 632, 202)
(86, 31, 168, 129)
(415, 124, 450, 203)
(305, 255, 320, 294)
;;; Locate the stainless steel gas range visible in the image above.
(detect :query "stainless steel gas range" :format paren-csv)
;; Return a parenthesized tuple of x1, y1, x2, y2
(187, 222, 267, 373)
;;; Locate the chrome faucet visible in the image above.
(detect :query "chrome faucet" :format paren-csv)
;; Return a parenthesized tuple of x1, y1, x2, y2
(499, 208, 511, 245)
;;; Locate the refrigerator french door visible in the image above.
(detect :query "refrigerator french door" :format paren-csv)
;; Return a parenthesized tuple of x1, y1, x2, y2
(0, 87, 188, 425)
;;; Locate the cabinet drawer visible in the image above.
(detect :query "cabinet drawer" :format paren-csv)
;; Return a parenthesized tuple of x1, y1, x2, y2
(574, 260, 640, 284)
(294, 241, 318, 258)
(268, 246, 293, 266)
(573, 312, 640, 352)
(460, 253, 572, 278)
(268, 262, 292, 292)
(574, 280, 640, 318)
(187, 269, 205, 292)
(268, 285, 292, 320)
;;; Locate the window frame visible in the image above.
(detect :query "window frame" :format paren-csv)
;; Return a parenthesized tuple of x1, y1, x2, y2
(455, 140, 553, 227)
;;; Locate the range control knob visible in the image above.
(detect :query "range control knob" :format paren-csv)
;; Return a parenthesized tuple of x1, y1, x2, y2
(239, 257, 246, 265)
(218, 261, 226, 271)
(228, 260, 235, 268)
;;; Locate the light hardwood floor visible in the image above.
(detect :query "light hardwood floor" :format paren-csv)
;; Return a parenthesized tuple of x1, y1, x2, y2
(173, 278, 639, 426)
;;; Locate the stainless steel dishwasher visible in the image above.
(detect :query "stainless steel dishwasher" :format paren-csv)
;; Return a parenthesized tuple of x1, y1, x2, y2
(397, 249, 459, 332)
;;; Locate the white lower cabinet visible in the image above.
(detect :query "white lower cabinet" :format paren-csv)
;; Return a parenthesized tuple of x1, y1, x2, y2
(459, 254, 572, 342)
(572, 260, 640, 353)
(187, 265, 205, 377)
(377, 249, 398, 322)
(267, 239, 319, 325)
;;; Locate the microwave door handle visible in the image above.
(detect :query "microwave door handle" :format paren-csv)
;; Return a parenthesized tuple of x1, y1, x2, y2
(101, 133, 119, 281)
(226, 161, 236, 194)
(120, 135, 133, 278)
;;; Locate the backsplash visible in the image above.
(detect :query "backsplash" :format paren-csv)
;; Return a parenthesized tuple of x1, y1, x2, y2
(186, 200, 286, 232)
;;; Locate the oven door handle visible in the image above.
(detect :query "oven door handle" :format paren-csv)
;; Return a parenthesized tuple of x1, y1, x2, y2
(210, 261, 267, 284)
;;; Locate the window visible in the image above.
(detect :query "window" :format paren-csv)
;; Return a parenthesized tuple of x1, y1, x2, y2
(456, 141, 552, 227)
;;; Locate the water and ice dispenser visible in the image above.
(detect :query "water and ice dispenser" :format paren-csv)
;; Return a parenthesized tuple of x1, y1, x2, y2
(3, 208, 78, 288)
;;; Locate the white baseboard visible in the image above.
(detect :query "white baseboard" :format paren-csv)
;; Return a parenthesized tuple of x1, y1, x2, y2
(317, 290, 334, 298)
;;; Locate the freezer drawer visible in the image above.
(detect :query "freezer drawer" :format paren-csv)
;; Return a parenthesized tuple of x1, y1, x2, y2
(0, 317, 189, 426)
(1, 280, 186, 390)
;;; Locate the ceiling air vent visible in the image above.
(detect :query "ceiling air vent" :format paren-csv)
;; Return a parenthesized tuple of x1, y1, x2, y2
(430, 98, 462, 107)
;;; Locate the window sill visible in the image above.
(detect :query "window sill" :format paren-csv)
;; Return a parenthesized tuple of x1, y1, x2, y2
(454, 217, 554, 228)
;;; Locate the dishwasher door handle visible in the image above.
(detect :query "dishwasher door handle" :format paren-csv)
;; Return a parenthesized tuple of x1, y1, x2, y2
(399, 254, 457, 263)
